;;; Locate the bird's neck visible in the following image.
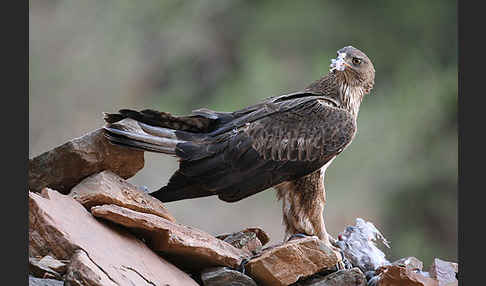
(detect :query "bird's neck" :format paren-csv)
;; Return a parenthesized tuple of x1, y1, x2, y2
(338, 81, 365, 117)
(305, 72, 365, 117)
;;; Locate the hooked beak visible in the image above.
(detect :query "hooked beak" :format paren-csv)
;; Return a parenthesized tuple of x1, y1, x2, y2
(329, 52, 349, 72)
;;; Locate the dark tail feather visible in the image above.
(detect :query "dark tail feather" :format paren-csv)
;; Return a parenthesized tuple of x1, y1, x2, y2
(103, 112, 126, 123)
(103, 108, 221, 201)
(150, 185, 216, 202)
(149, 170, 216, 202)
(104, 109, 213, 132)
(103, 115, 186, 155)
(103, 131, 177, 154)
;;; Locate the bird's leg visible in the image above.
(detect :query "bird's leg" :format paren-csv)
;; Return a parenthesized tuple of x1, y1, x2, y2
(275, 170, 340, 253)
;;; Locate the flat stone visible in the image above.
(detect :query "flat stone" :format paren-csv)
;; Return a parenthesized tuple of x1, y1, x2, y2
(217, 229, 268, 254)
(29, 129, 144, 194)
(29, 276, 64, 286)
(217, 227, 270, 247)
(29, 188, 197, 286)
(392, 257, 424, 271)
(293, 267, 367, 286)
(244, 237, 341, 286)
(91, 204, 252, 271)
(64, 249, 117, 286)
(375, 265, 438, 286)
(69, 170, 175, 222)
(29, 255, 68, 279)
(200, 267, 257, 286)
(428, 258, 458, 286)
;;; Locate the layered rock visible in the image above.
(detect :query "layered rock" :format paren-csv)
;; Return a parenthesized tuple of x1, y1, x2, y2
(29, 255, 68, 280)
(428, 258, 458, 286)
(375, 264, 439, 286)
(29, 188, 197, 285)
(244, 237, 341, 286)
(90, 204, 252, 271)
(64, 250, 117, 286)
(69, 170, 175, 222)
(29, 129, 144, 194)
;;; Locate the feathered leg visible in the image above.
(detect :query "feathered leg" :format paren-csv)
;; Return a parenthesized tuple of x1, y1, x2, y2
(275, 167, 337, 250)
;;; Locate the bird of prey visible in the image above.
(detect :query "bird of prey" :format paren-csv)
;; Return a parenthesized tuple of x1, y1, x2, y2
(103, 46, 375, 250)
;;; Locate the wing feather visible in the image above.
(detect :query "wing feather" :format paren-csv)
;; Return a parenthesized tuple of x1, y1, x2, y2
(245, 99, 356, 162)
(152, 93, 355, 203)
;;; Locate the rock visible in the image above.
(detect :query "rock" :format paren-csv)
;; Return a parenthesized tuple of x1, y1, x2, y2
(428, 258, 458, 286)
(392, 257, 424, 271)
(29, 255, 68, 279)
(293, 267, 367, 286)
(375, 265, 438, 286)
(29, 129, 144, 194)
(90, 204, 252, 271)
(217, 227, 270, 247)
(64, 249, 117, 286)
(224, 231, 262, 254)
(200, 267, 258, 286)
(216, 228, 270, 254)
(69, 170, 175, 222)
(244, 237, 342, 286)
(29, 188, 198, 286)
(29, 275, 64, 286)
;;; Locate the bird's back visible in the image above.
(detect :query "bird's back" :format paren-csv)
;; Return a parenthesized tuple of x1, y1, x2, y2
(103, 91, 356, 203)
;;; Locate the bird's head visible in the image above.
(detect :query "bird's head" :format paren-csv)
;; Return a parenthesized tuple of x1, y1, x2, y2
(330, 46, 375, 94)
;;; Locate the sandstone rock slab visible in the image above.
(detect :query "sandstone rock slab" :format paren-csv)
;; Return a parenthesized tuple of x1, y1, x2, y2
(29, 255, 68, 279)
(91, 204, 252, 271)
(428, 258, 458, 286)
(29, 129, 144, 194)
(64, 250, 117, 286)
(376, 265, 438, 286)
(29, 188, 197, 286)
(69, 170, 175, 222)
(200, 266, 258, 286)
(244, 237, 341, 286)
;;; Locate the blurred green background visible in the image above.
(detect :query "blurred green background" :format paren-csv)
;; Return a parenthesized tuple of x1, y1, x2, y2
(29, 1, 457, 267)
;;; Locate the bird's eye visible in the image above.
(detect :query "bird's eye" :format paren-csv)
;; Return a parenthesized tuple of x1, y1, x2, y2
(352, 57, 362, 65)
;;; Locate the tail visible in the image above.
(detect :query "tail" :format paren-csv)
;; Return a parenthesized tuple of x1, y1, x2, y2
(102, 108, 226, 202)
(103, 116, 182, 155)
(102, 109, 212, 155)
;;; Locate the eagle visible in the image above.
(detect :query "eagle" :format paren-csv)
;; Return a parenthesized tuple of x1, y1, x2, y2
(103, 46, 375, 251)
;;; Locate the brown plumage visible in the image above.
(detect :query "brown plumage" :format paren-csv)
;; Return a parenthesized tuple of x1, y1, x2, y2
(103, 46, 375, 249)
